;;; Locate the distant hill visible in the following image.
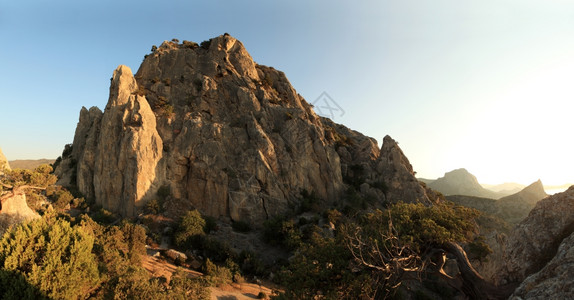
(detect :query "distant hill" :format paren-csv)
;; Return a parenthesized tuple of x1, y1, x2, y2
(495, 180, 547, 224)
(481, 182, 525, 196)
(426, 168, 503, 199)
(9, 159, 55, 170)
(448, 180, 548, 226)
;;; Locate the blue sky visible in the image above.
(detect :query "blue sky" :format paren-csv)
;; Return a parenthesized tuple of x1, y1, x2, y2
(1, 1, 573, 185)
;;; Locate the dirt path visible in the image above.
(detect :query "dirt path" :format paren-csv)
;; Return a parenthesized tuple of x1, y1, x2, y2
(142, 251, 275, 300)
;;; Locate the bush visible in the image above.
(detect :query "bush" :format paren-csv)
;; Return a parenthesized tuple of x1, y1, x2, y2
(182, 40, 199, 49)
(298, 189, 321, 214)
(157, 185, 171, 200)
(169, 268, 210, 299)
(0, 217, 100, 299)
(232, 220, 252, 233)
(200, 39, 212, 49)
(204, 258, 232, 287)
(467, 236, 493, 262)
(203, 215, 217, 233)
(163, 104, 174, 118)
(92, 208, 117, 224)
(174, 210, 206, 248)
(47, 188, 74, 211)
(145, 199, 163, 215)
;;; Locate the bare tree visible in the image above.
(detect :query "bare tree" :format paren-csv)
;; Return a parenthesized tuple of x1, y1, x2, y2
(344, 216, 425, 299)
(344, 212, 513, 300)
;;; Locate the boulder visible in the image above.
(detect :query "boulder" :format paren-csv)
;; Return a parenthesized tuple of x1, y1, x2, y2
(0, 148, 10, 174)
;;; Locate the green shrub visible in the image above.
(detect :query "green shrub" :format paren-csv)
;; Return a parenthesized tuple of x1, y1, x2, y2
(238, 250, 266, 276)
(232, 220, 252, 233)
(182, 40, 199, 49)
(298, 189, 321, 213)
(145, 199, 163, 215)
(0, 217, 100, 299)
(92, 207, 117, 224)
(200, 39, 212, 49)
(204, 258, 232, 287)
(47, 188, 74, 211)
(203, 215, 218, 233)
(157, 185, 171, 200)
(163, 104, 174, 118)
(174, 210, 206, 248)
(169, 268, 210, 299)
(467, 236, 493, 262)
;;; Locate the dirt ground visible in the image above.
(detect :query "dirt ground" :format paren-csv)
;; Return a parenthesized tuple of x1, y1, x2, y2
(142, 252, 275, 300)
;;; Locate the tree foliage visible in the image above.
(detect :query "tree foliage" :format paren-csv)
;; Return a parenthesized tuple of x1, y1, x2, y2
(174, 209, 206, 248)
(274, 201, 482, 299)
(0, 216, 99, 299)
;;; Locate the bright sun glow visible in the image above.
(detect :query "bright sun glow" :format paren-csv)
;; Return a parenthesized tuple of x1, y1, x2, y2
(446, 57, 574, 186)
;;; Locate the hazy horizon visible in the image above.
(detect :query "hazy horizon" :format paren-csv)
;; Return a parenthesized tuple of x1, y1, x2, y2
(1, 1, 573, 186)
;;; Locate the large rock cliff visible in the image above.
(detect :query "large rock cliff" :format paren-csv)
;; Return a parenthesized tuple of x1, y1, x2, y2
(56, 35, 436, 224)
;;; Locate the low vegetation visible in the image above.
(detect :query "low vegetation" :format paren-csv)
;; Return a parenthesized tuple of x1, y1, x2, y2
(0, 159, 490, 299)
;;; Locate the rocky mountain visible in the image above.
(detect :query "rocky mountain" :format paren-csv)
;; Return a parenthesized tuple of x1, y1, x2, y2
(493, 186, 574, 298)
(495, 180, 547, 224)
(427, 168, 502, 199)
(55, 35, 437, 224)
(448, 179, 548, 226)
(9, 159, 55, 170)
(0, 148, 10, 173)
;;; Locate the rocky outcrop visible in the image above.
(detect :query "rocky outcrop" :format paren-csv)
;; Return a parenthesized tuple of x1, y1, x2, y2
(0, 189, 41, 234)
(0, 193, 39, 220)
(496, 186, 574, 286)
(375, 135, 434, 205)
(57, 66, 163, 217)
(0, 148, 10, 173)
(509, 231, 574, 299)
(428, 168, 501, 199)
(56, 34, 435, 224)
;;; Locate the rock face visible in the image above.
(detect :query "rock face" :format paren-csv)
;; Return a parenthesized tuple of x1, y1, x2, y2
(509, 231, 574, 299)
(56, 35, 436, 224)
(428, 168, 501, 199)
(57, 66, 163, 217)
(0, 193, 39, 220)
(0, 148, 10, 173)
(496, 186, 574, 286)
(0, 191, 40, 234)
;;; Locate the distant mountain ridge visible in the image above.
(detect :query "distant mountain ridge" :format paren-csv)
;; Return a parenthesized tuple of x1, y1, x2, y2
(448, 179, 548, 225)
(481, 182, 525, 195)
(425, 168, 504, 199)
(9, 159, 55, 170)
